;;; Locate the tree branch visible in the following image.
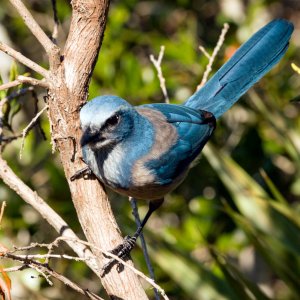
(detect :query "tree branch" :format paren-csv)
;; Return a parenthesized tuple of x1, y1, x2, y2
(19, 105, 48, 159)
(0, 156, 99, 275)
(9, 0, 61, 69)
(3, 237, 169, 300)
(197, 23, 229, 90)
(150, 45, 169, 103)
(0, 42, 49, 78)
(53, 237, 169, 300)
(0, 76, 49, 91)
(2, 252, 104, 300)
(0, 201, 6, 225)
(47, 1, 150, 298)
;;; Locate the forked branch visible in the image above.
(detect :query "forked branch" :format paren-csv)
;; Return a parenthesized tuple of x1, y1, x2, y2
(9, 0, 61, 69)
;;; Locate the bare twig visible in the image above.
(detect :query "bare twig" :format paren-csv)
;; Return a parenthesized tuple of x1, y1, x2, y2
(55, 237, 170, 300)
(0, 157, 99, 274)
(0, 42, 49, 78)
(19, 105, 48, 159)
(3, 266, 25, 273)
(51, 0, 59, 43)
(1, 135, 22, 144)
(48, 268, 103, 300)
(150, 45, 169, 103)
(198, 46, 211, 59)
(4, 235, 169, 300)
(0, 201, 6, 225)
(291, 63, 300, 75)
(197, 23, 229, 90)
(2, 252, 103, 300)
(0, 76, 49, 91)
(5, 253, 89, 262)
(9, 0, 60, 69)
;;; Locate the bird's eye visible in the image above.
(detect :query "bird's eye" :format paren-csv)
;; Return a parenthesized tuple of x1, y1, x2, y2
(104, 114, 120, 128)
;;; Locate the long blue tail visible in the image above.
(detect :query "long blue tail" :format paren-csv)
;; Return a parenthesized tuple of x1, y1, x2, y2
(184, 19, 293, 118)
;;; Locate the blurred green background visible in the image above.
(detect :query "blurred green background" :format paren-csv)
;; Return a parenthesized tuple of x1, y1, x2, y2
(0, 0, 300, 299)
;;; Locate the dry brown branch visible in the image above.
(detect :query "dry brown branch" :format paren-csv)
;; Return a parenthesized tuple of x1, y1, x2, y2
(3, 236, 168, 300)
(150, 45, 169, 103)
(197, 23, 229, 90)
(0, 76, 49, 91)
(0, 157, 99, 274)
(5, 253, 88, 261)
(199, 46, 211, 59)
(48, 1, 149, 298)
(0, 201, 6, 225)
(51, 236, 169, 300)
(2, 266, 24, 273)
(19, 105, 48, 158)
(0, 42, 49, 78)
(9, 0, 60, 69)
(100, 252, 168, 300)
(2, 252, 103, 300)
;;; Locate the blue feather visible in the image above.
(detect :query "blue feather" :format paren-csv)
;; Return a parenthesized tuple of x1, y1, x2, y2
(139, 104, 215, 183)
(184, 19, 293, 118)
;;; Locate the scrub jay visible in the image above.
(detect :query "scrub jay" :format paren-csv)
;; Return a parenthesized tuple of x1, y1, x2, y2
(72, 19, 293, 267)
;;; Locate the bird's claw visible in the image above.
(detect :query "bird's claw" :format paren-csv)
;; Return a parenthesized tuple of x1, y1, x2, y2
(70, 166, 93, 181)
(100, 235, 137, 277)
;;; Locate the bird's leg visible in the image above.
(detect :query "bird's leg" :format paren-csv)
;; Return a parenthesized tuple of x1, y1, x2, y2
(101, 198, 164, 276)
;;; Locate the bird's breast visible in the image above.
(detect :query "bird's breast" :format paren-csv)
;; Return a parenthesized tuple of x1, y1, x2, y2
(83, 107, 185, 200)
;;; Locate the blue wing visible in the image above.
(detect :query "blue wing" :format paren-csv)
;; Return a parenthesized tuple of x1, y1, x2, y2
(184, 19, 293, 118)
(139, 103, 215, 184)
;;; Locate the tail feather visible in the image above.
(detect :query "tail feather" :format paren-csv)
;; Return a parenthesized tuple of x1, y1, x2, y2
(184, 19, 294, 118)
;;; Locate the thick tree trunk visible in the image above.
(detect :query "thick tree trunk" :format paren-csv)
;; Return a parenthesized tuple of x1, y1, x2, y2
(47, 1, 148, 299)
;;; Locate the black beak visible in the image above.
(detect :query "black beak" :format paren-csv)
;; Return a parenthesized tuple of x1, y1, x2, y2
(80, 129, 101, 147)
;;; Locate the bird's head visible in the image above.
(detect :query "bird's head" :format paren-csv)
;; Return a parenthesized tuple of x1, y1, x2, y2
(80, 95, 136, 150)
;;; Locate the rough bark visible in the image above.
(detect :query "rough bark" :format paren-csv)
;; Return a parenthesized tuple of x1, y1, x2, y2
(46, 1, 148, 299)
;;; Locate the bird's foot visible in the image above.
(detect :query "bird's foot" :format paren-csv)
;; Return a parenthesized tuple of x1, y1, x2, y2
(70, 166, 93, 181)
(100, 235, 137, 277)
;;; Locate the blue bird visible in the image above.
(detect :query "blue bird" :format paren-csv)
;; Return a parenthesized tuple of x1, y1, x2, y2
(74, 19, 293, 266)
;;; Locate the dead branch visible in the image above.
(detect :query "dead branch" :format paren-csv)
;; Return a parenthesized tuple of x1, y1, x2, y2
(0, 201, 6, 225)
(2, 252, 103, 300)
(4, 253, 88, 261)
(19, 105, 48, 158)
(0, 42, 49, 78)
(2, 236, 169, 300)
(51, 237, 169, 300)
(9, 0, 60, 69)
(0, 157, 99, 274)
(150, 45, 169, 103)
(197, 23, 229, 90)
(0, 76, 49, 91)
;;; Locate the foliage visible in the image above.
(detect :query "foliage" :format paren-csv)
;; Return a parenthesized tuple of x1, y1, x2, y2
(0, 0, 299, 299)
